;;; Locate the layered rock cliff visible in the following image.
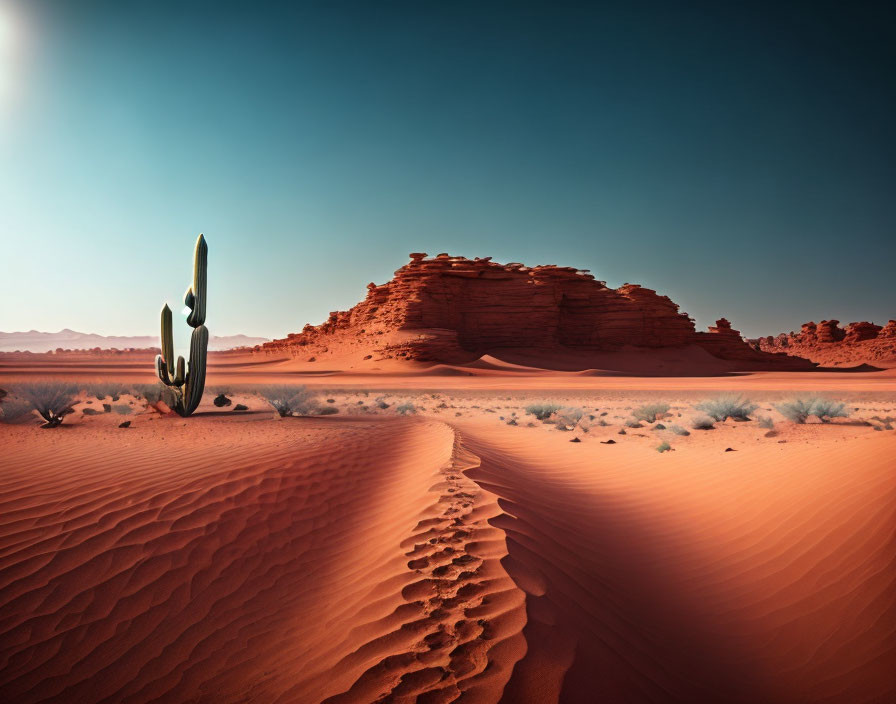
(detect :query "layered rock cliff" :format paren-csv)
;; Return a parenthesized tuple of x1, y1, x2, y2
(752, 319, 896, 367)
(257, 253, 812, 370)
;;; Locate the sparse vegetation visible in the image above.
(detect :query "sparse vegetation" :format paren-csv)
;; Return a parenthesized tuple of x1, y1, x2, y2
(691, 414, 716, 430)
(87, 382, 124, 402)
(0, 398, 35, 424)
(757, 416, 775, 429)
(656, 440, 672, 453)
(669, 424, 690, 436)
(132, 383, 178, 413)
(111, 404, 133, 415)
(624, 419, 643, 428)
(14, 381, 80, 428)
(525, 402, 562, 421)
(256, 385, 318, 417)
(776, 396, 849, 424)
(318, 406, 339, 415)
(696, 394, 757, 422)
(554, 407, 584, 431)
(632, 402, 670, 423)
(396, 402, 417, 415)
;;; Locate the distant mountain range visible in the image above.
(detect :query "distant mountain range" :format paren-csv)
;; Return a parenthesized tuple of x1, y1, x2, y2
(0, 330, 269, 353)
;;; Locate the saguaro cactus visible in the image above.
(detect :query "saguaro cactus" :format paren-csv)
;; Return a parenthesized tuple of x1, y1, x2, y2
(155, 234, 209, 416)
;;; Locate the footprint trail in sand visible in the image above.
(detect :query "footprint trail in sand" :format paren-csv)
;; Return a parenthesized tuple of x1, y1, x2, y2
(322, 436, 526, 703)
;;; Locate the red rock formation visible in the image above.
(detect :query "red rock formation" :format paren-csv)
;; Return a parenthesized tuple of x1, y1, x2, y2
(694, 318, 807, 366)
(258, 253, 813, 370)
(879, 320, 896, 338)
(816, 320, 846, 343)
(754, 319, 896, 367)
(844, 321, 882, 343)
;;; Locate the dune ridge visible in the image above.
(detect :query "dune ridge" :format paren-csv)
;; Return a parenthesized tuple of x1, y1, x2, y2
(0, 417, 496, 703)
(320, 434, 527, 703)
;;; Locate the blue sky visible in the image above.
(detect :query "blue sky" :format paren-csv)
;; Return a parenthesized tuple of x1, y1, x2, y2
(0, 0, 893, 339)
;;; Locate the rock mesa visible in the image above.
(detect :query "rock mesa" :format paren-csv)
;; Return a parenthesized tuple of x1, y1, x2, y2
(258, 253, 812, 370)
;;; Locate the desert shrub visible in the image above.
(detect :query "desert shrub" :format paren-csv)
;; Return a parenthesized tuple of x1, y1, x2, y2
(669, 424, 690, 436)
(82, 407, 103, 416)
(652, 423, 666, 431)
(554, 407, 584, 431)
(695, 394, 757, 422)
(757, 416, 774, 429)
(375, 397, 390, 409)
(317, 406, 339, 415)
(256, 385, 318, 417)
(656, 441, 672, 453)
(525, 402, 561, 421)
(632, 402, 670, 423)
(12, 381, 81, 427)
(396, 402, 417, 415)
(624, 419, 643, 428)
(0, 398, 35, 424)
(87, 382, 123, 402)
(111, 404, 133, 415)
(691, 414, 716, 430)
(132, 383, 178, 412)
(776, 396, 849, 424)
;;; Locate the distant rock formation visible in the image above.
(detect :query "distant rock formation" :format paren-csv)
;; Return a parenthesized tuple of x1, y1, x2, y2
(0, 330, 269, 353)
(752, 319, 896, 367)
(258, 253, 812, 370)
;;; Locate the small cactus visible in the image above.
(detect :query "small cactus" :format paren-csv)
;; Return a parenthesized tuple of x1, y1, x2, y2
(155, 234, 209, 417)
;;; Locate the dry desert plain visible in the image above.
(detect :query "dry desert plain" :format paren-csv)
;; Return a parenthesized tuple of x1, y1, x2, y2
(1, 352, 895, 703)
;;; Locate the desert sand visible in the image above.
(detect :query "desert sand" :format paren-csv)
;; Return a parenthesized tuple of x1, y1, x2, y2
(1, 355, 894, 703)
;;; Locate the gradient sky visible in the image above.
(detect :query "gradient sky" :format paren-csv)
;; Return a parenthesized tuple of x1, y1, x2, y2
(1, 0, 893, 340)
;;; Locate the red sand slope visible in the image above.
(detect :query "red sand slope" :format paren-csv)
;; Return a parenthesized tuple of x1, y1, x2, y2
(0, 416, 525, 702)
(1, 414, 894, 702)
(456, 421, 896, 703)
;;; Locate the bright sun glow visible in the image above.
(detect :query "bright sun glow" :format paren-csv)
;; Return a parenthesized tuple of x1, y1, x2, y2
(0, 1, 23, 108)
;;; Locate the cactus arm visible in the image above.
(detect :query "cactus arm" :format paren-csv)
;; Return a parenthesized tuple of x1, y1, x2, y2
(159, 302, 175, 382)
(186, 234, 207, 327)
(173, 356, 186, 386)
(155, 354, 172, 386)
(161, 304, 174, 366)
(181, 325, 208, 416)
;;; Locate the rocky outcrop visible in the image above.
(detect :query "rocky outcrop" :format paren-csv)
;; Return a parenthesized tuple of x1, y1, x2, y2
(753, 319, 896, 367)
(258, 253, 813, 370)
(693, 318, 800, 366)
(844, 321, 882, 343)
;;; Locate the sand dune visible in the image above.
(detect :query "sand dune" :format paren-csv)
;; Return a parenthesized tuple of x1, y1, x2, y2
(1, 396, 894, 702)
(0, 416, 520, 702)
(456, 421, 896, 703)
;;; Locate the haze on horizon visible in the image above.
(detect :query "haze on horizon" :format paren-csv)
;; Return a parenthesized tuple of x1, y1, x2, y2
(0, 0, 893, 341)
